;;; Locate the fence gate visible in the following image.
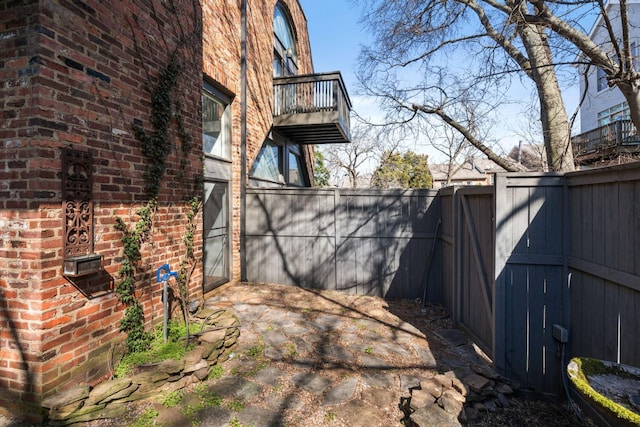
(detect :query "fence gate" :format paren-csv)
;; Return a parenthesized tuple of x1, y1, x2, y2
(494, 174, 568, 395)
(445, 187, 495, 356)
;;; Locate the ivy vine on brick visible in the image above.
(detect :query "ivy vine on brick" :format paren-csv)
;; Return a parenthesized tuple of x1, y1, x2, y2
(116, 1, 201, 354)
(132, 59, 183, 200)
(174, 196, 201, 347)
(114, 200, 156, 352)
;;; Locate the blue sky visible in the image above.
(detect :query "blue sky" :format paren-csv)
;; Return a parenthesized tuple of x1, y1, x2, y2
(299, 0, 363, 88)
(298, 0, 386, 125)
(297, 0, 525, 162)
(297, 0, 581, 163)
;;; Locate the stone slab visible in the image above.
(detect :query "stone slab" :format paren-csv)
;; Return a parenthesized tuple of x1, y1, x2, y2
(335, 399, 383, 427)
(207, 377, 263, 400)
(323, 378, 358, 406)
(290, 372, 332, 394)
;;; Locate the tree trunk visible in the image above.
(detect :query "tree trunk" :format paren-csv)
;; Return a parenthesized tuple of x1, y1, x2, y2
(519, 22, 574, 171)
(618, 82, 640, 135)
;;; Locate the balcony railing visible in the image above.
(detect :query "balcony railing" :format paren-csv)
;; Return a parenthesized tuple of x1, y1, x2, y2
(273, 72, 352, 144)
(571, 119, 640, 164)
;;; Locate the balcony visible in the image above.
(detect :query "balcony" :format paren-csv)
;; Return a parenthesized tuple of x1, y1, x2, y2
(273, 72, 352, 144)
(572, 119, 640, 165)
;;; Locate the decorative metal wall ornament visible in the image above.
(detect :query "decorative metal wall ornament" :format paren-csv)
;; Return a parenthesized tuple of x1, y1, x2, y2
(62, 148, 101, 276)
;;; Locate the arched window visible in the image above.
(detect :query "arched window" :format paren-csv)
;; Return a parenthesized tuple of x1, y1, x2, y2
(274, 3, 297, 76)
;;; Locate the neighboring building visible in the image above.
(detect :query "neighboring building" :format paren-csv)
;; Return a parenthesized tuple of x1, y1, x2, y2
(0, 0, 350, 420)
(430, 158, 506, 188)
(333, 174, 373, 188)
(572, 0, 640, 166)
(508, 143, 548, 171)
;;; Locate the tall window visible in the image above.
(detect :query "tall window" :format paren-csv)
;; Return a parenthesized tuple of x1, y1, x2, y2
(274, 3, 297, 77)
(252, 141, 282, 183)
(203, 181, 229, 291)
(203, 84, 231, 159)
(287, 146, 305, 186)
(250, 140, 309, 186)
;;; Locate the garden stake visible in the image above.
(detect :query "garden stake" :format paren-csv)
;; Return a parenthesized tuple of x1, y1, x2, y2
(157, 264, 178, 343)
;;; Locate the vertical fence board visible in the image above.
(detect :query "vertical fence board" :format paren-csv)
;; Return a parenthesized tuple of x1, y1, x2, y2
(603, 282, 620, 362)
(527, 265, 547, 392)
(619, 285, 638, 364)
(505, 264, 529, 385)
(618, 181, 634, 273)
(634, 181, 640, 277)
(604, 182, 619, 269)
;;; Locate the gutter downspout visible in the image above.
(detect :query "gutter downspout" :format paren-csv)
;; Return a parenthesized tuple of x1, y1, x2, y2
(240, 0, 247, 282)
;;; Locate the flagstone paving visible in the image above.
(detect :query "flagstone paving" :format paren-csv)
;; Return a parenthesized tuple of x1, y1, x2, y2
(159, 282, 511, 427)
(0, 282, 586, 427)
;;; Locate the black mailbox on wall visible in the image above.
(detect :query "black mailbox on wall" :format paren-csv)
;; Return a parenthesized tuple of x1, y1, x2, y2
(63, 254, 103, 277)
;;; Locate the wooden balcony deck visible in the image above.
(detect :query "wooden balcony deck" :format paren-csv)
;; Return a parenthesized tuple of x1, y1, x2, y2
(572, 119, 640, 165)
(273, 72, 351, 144)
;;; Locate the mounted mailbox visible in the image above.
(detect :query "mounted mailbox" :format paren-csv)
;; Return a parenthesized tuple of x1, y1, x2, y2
(63, 254, 103, 277)
(62, 149, 102, 278)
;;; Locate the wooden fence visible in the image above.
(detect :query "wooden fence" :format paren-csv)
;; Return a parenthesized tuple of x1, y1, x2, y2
(440, 186, 495, 357)
(566, 164, 640, 368)
(246, 188, 441, 300)
(245, 163, 640, 396)
(493, 174, 568, 395)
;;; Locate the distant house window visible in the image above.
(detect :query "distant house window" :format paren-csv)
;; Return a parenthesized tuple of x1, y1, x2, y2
(597, 68, 608, 91)
(597, 102, 630, 126)
(632, 41, 640, 70)
(203, 84, 231, 159)
(274, 3, 297, 77)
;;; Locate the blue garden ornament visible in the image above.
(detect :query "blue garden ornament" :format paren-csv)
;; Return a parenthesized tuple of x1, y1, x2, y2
(157, 264, 178, 343)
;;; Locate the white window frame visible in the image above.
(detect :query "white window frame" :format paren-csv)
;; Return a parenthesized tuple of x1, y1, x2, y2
(597, 102, 630, 127)
(203, 83, 232, 160)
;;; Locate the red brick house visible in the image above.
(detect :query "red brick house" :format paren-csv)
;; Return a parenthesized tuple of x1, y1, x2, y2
(0, 0, 350, 419)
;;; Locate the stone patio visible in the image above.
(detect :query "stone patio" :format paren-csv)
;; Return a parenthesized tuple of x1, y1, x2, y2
(1, 282, 523, 427)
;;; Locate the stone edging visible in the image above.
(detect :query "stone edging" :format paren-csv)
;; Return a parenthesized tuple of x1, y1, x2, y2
(401, 364, 519, 426)
(41, 309, 240, 426)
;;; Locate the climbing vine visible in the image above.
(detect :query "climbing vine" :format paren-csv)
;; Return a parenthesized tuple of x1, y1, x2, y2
(114, 200, 156, 352)
(114, 0, 202, 354)
(173, 196, 201, 347)
(132, 59, 183, 200)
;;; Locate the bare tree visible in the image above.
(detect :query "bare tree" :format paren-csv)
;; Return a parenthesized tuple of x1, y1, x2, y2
(523, 1, 640, 133)
(320, 121, 396, 188)
(429, 124, 482, 186)
(354, 0, 579, 171)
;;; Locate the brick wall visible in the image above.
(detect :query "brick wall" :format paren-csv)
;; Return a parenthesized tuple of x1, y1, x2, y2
(202, 0, 315, 281)
(0, 0, 203, 419)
